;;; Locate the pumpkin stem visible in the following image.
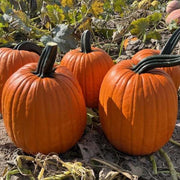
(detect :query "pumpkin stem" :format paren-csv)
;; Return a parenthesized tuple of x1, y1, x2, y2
(81, 30, 92, 53)
(161, 27, 180, 54)
(33, 42, 57, 78)
(132, 54, 180, 74)
(14, 41, 42, 55)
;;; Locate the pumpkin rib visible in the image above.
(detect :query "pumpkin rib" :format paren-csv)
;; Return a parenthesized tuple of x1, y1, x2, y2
(148, 74, 163, 152)
(153, 73, 177, 150)
(104, 67, 135, 152)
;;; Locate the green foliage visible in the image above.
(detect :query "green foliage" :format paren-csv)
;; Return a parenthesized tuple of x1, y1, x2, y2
(113, 0, 127, 14)
(0, 0, 168, 50)
(46, 4, 65, 25)
(129, 12, 162, 42)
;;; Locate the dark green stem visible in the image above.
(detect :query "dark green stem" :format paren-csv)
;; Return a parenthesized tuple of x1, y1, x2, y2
(132, 54, 180, 74)
(161, 27, 180, 55)
(81, 30, 92, 53)
(33, 42, 57, 78)
(14, 41, 42, 55)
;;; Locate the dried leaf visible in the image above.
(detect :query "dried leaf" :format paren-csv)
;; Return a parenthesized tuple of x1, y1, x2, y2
(99, 168, 120, 180)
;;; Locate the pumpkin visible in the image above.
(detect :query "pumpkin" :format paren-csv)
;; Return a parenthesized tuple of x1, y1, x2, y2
(132, 27, 180, 90)
(166, 9, 180, 25)
(123, 37, 138, 50)
(2, 42, 87, 154)
(99, 55, 179, 155)
(60, 30, 114, 108)
(166, 0, 180, 14)
(0, 41, 41, 113)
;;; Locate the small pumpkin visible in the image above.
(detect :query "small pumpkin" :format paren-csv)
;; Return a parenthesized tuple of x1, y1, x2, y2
(166, 9, 180, 25)
(123, 37, 139, 50)
(132, 27, 180, 90)
(2, 42, 87, 154)
(166, 0, 180, 14)
(99, 55, 179, 155)
(0, 41, 41, 113)
(60, 30, 114, 108)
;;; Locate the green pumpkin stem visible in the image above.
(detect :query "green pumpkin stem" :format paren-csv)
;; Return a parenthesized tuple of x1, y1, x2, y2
(81, 30, 92, 53)
(160, 27, 180, 54)
(34, 42, 57, 78)
(132, 54, 180, 74)
(14, 41, 42, 55)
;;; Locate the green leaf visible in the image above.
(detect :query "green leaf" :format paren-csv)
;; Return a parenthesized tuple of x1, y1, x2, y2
(146, 30, 161, 40)
(0, 0, 12, 14)
(147, 12, 162, 25)
(40, 24, 78, 53)
(113, 0, 127, 14)
(130, 18, 149, 36)
(46, 4, 65, 25)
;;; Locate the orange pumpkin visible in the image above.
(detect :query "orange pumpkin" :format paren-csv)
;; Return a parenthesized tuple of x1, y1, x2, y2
(166, 9, 180, 25)
(166, 0, 180, 14)
(132, 27, 180, 90)
(2, 42, 87, 154)
(60, 30, 114, 108)
(99, 55, 179, 155)
(0, 42, 41, 113)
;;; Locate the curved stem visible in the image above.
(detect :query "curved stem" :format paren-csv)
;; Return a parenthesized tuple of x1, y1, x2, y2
(81, 30, 92, 53)
(14, 41, 42, 55)
(131, 54, 180, 74)
(33, 42, 57, 78)
(161, 27, 180, 54)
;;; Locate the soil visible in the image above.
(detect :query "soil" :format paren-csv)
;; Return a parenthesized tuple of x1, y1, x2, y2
(1, 30, 180, 180)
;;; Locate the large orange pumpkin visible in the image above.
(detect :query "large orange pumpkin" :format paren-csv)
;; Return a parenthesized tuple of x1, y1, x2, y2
(2, 42, 87, 154)
(0, 42, 41, 113)
(99, 55, 179, 155)
(131, 27, 180, 90)
(60, 30, 114, 108)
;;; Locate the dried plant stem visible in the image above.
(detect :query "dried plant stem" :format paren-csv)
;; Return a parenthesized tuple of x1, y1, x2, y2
(159, 148, 178, 180)
(91, 158, 138, 180)
(149, 154, 158, 174)
(169, 138, 180, 147)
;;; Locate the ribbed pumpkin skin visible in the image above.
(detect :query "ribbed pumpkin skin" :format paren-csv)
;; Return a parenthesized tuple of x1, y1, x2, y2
(99, 59, 177, 155)
(166, 9, 180, 25)
(132, 49, 160, 61)
(0, 48, 39, 113)
(2, 64, 86, 154)
(132, 49, 180, 90)
(166, 0, 180, 14)
(60, 47, 114, 108)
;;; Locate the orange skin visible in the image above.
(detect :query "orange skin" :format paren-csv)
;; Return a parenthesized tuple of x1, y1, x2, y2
(99, 59, 177, 155)
(60, 47, 114, 108)
(2, 64, 87, 154)
(132, 49, 180, 90)
(0, 48, 40, 113)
